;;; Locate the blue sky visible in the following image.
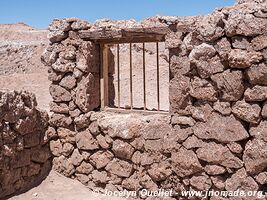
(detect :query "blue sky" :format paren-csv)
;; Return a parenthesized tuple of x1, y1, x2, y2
(0, 0, 236, 29)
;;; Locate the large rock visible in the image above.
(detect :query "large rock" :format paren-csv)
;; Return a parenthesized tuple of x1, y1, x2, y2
(169, 76, 191, 113)
(98, 114, 143, 139)
(211, 70, 244, 101)
(105, 159, 133, 178)
(190, 77, 217, 102)
(244, 86, 267, 101)
(243, 138, 267, 175)
(170, 56, 191, 77)
(49, 85, 72, 102)
(193, 113, 249, 143)
(196, 142, 243, 168)
(232, 101, 261, 124)
(196, 12, 225, 41)
(225, 8, 267, 37)
(189, 43, 216, 61)
(228, 49, 262, 69)
(171, 147, 202, 177)
(247, 63, 267, 85)
(75, 130, 99, 150)
(48, 19, 71, 43)
(75, 73, 100, 112)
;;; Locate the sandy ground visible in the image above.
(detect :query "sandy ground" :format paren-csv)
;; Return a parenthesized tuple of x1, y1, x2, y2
(8, 170, 125, 200)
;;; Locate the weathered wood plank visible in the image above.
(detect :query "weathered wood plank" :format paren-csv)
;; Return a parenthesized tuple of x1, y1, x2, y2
(79, 27, 170, 43)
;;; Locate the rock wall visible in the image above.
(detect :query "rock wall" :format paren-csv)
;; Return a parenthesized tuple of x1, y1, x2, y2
(44, 0, 267, 199)
(0, 91, 51, 199)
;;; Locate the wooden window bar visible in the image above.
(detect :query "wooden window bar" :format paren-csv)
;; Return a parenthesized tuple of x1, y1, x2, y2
(101, 42, 163, 112)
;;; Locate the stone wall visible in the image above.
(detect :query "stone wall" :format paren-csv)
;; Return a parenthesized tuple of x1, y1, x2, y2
(44, 0, 267, 199)
(0, 91, 51, 199)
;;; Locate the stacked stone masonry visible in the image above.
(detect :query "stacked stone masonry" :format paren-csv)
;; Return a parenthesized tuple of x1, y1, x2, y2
(43, 0, 267, 199)
(0, 91, 51, 199)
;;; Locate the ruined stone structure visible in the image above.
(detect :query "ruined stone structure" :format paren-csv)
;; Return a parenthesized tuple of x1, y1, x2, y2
(42, 0, 267, 199)
(0, 91, 51, 199)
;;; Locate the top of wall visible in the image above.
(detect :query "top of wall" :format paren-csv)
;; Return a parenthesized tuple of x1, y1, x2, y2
(47, 0, 267, 44)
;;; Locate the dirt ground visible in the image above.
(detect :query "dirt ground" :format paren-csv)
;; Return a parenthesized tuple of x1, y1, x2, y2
(8, 170, 125, 200)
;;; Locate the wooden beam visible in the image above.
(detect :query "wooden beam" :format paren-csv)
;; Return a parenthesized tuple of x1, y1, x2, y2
(100, 44, 109, 110)
(78, 27, 170, 43)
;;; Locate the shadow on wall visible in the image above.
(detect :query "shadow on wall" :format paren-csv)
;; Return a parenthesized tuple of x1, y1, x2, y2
(0, 91, 52, 199)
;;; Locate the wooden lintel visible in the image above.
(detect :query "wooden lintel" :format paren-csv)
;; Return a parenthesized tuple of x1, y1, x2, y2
(78, 27, 170, 43)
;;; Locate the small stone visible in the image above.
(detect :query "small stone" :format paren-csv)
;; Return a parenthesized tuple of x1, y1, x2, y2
(255, 172, 267, 185)
(105, 159, 133, 178)
(204, 165, 226, 175)
(190, 174, 212, 191)
(232, 100, 261, 124)
(75, 130, 98, 150)
(57, 128, 76, 144)
(244, 86, 267, 102)
(147, 161, 172, 182)
(49, 102, 69, 114)
(213, 101, 231, 115)
(50, 139, 63, 157)
(112, 139, 135, 160)
(96, 134, 110, 149)
(171, 147, 202, 177)
(227, 142, 243, 154)
(247, 63, 267, 85)
(90, 151, 114, 169)
(62, 143, 74, 156)
(91, 170, 108, 184)
(59, 74, 77, 90)
(249, 120, 267, 140)
(76, 161, 94, 174)
(171, 115, 196, 127)
(49, 85, 72, 102)
(70, 149, 83, 166)
(183, 135, 206, 149)
(190, 77, 217, 102)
